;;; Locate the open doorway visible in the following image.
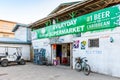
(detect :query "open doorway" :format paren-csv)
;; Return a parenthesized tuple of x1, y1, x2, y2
(56, 43, 70, 66)
(56, 44, 62, 64)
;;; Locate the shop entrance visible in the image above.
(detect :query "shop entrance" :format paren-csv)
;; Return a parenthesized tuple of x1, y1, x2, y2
(56, 44, 62, 64)
(56, 43, 70, 66)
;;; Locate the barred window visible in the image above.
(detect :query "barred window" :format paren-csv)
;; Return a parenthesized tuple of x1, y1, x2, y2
(88, 38, 99, 47)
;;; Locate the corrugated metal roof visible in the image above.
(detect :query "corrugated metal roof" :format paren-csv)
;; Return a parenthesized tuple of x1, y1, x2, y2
(49, 1, 81, 15)
(0, 37, 31, 44)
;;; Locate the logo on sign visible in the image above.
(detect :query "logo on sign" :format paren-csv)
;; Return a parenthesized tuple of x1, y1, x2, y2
(41, 28, 46, 34)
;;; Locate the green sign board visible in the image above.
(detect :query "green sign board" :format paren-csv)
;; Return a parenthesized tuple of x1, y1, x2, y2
(32, 4, 120, 39)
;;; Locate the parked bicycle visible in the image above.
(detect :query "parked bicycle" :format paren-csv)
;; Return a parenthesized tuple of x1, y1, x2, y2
(75, 57, 91, 75)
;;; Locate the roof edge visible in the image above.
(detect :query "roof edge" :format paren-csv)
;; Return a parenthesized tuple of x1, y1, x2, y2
(49, 1, 81, 15)
(12, 23, 29, 32)
(0, 19, 17, 24)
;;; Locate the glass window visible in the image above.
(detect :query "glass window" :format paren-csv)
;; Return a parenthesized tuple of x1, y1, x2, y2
(88, 38, 99, 47)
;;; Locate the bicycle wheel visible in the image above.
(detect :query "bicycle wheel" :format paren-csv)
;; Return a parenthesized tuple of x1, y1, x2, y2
(75, 62, 82, 72)
(83, 64, 91, 75)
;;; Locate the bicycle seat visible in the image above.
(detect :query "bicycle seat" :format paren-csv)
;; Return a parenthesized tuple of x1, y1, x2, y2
(85, 60, 88, 62)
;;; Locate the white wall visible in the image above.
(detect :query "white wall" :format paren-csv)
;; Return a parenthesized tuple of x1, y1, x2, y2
(27, 28, 31, 41)
(73, 27, 120, 77)
(0, 43, 30, 60)
(31, 26, 120, 77)
(59, 35, 73, 43)
(32, 38, 51, 61)
(15, 27, 27, 42)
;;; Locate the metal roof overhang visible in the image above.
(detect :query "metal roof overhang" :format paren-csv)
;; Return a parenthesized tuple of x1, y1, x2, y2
(30, 0, 120, 29)
(0, 41, 31, 44)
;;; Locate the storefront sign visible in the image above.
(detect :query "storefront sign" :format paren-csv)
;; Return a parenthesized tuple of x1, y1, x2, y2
(32, 4, 120, 39)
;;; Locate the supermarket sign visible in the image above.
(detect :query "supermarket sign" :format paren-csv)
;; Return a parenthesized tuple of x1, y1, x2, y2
(32, 4, 120, 39)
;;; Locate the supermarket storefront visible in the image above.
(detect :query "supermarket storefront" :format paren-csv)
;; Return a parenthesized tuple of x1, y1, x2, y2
(32, 4, 120, 77)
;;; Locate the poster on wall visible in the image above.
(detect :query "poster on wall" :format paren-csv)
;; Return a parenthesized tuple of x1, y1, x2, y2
(73, 40, 79, 48)
(81, 41, 86, 50)
(52, 44, 56, 50)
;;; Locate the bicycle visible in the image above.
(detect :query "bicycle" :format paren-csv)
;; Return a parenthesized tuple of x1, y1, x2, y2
(75, 57, 91, 75)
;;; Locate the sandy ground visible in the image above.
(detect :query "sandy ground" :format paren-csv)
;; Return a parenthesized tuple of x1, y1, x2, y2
(0, 62, 120, 80)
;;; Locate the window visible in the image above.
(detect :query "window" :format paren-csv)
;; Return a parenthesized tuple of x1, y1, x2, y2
(3, 34, 9, 37)
(88, 38, 99, 47)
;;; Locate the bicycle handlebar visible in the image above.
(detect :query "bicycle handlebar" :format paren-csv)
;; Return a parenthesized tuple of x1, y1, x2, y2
(81, 57, 86, 60)
(75, 57, 87, 61)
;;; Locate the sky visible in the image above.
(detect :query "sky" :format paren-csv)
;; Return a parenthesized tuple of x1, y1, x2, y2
(0, 0, 81, 24)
